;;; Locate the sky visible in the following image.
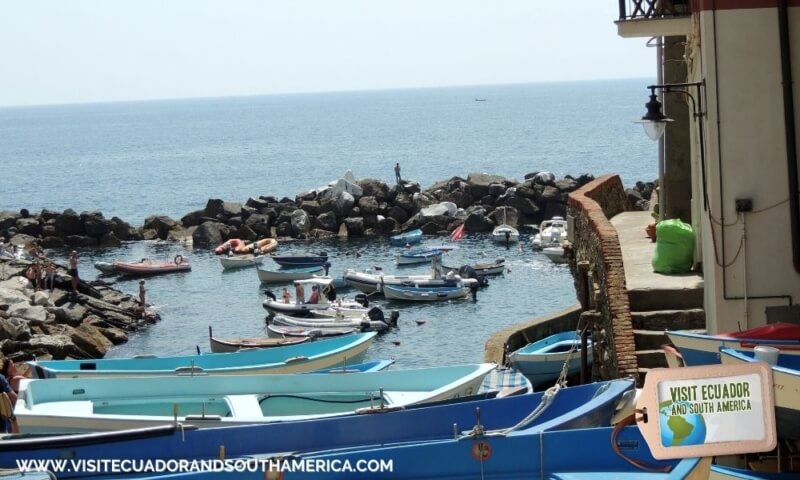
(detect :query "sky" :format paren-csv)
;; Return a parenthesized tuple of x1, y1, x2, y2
(0, 1, 655, 107)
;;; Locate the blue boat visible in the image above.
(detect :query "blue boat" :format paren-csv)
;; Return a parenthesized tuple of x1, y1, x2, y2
(506, 331, 593, 386)
(120, 424, 704, 479)
(26, 332, 376, 379)
(270, 253, 329, 267)
(389, 228, 422, 247)
(720, 347, 800, 441)
(382, 283, 469, 302)
(710, 464, 800, 479)
(0, 379, 633, 478)
(395, 247, 444, 265)
(667, 324, 800, 366)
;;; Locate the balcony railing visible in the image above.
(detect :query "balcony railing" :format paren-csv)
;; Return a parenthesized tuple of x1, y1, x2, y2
(618, 0, 690, 21)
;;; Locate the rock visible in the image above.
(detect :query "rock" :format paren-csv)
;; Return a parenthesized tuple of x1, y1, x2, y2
(554, 177, 579, 193)
(467, 173, 509, 198)
(0, 286, 31, 308)
(275, 221, 292, 237)
(192, 221, 227, 248)
(500, 195, 539, 217)
(141, 229, 159, 241)
(300, 201, 321, 216)
(356, 179, 392, 201)
(143, 215, 180, 240)
(420, 202, 457, 218)
(16, 217, 42, 237)
(98, 232, 122, 247)
(56, 209, 84, 236)
(84, 318, 128, 345)
(319, 190, 354, 219)
(491, 206, 520, 227)
(541, 185, 562, 203)
(40, 236, 65, 248)
(343, 217, 365, 236)
(464, 210, 495, 232)
(393, 192, 414, 213)
(576, 173, 596, 187)
(9, 233, 36, 248)
(31, 291, 52, 307)
(0, 211, 18, 232)
(245, 213, 271, 237)
(110, 217, 134, 240)
(203, 199, 242, 220)
(80, 211, 109, 237)
(314, 212, 339, 232)
(245, 197, 270, 211)
(399, 181, 421, 194)
(7, 304, 48, 324)
(357, 196, 380, 215)
(70, 323, 113, 358)
(438, 190, 474, 209)
(290, 209, 311, 236)
(0, 317, 31, 341)
(387, 205, 409, 224)
(64, 235, 98, 247)
(50, 302, 89, 326)
(28, 332, 89, 360)
(487, 183, 507, 197)
(412, 192, 436, 210)
(533, 171, 556, 185)
(180, 210, 205, 228)
(375, 217, 399, 234)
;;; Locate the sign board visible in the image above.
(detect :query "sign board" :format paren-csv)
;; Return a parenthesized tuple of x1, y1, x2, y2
(636, 362, 776, 459)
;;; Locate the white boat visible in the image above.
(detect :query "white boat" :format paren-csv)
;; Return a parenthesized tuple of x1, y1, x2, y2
(270, 308, 396, 333)
(267, 323, 357, 339)
(507, 331, 592, 386)
(262, 278, 366, 316)
(382, 283, 470, 302)
(492, 224, 519, 244)
(542, 246, 567, 264)
(15, 363, 497, 433)
(531, 216, 568, 250)
(343, 270, 436, 294)
(256, 265, 323, 284)
(219, 254, 265, 270)
(442, 258, 506, 276)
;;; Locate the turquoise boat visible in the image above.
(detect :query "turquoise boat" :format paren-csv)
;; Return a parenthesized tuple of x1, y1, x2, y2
(15, 363, 497, 433)
(389, 228, 422, 247)
(507, 331, 593, 386)
(26, 332, 376, 379)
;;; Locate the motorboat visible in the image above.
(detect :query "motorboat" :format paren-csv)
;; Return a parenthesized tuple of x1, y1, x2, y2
(219, 253, 265, 270)
(531, 216, 568, 250)
(542, 245, 567, 264)
(382, 283, 470, 302)
(395, 247, 444, 265)
(491, 224, 519, 244)
(256, 265, 323, 284)
(207, 326, 311, 353)
(262, 277, 367, 316)
(270, 253, 329, 267)
(112, 256, 191, 276)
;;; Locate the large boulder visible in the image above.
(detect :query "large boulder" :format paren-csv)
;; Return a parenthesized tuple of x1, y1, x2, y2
(464, 210, 495, 232)
(343, 217, 365, 236)
(70, 323, 113, 358)
(0, 286, 31, 308)
(55, 209, 84, 236)
(290, 210, 311, 236)
(357, 179, 392, 201)
(357, 196, 380, 215)
(192, 222, 227, 248)
(375, 217, 399, 234)
(533, 171, 556, 185)
(300, 201, 321, 216)
(554, 177, 579, 193)
(412, 192, 437, 211)
(181, 210, 205, 228)
(143, 215, 180, 240)
(387, 205, 409, 224)
(16, 217, 42, 237)
(203, 199, 242, 220)
(6, 304, 48, 325)
(467, 173, 509, 198)
(245, 213, 271, 237)
(319, 190, 354, 219)
(0, 211, 19, 232)
(110, 217, 134, 240)
(0, 317, 31, 341)
(314, 212, 339, 232)
(419, 202, 457, 219)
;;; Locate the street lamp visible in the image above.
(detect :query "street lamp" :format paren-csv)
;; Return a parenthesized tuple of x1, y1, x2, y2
(637, 81, 708, 210)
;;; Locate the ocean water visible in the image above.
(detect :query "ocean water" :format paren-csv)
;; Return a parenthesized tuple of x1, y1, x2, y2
(0, 79, 656, 368)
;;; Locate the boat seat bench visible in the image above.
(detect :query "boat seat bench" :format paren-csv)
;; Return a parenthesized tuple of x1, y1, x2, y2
(225, 395, 263, 417)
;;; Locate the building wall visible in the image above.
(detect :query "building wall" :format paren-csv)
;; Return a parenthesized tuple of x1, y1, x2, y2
(689, 5, 800, 332)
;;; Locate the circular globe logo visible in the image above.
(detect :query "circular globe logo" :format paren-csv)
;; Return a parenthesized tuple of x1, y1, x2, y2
(659, 401, 707, 446)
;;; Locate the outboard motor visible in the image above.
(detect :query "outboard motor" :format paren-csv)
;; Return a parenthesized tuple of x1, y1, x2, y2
(367, 306, 385, 322)
(354, 293, 369, 307)
(389, 310, 400, 327)
(263, 290, 277, 301)
(459, 265, 479, 281)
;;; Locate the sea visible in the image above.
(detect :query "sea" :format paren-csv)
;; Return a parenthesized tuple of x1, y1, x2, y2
(0, 79, 656, 368)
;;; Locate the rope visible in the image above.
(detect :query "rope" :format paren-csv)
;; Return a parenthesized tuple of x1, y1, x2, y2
(611, 413, 672, 473)
(259, 394, 381, 405)
(460, 383, 561, 440)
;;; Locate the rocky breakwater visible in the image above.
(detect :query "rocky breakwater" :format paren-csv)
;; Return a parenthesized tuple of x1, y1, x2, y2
(0, 257, 154, 362)
(187, 172, 654, 247)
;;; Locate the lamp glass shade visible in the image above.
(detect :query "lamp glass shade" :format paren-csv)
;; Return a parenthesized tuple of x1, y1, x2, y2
(640, 120, 668, 141)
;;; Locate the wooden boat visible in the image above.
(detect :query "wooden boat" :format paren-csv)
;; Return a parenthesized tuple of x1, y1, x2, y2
(270, 253, 329, 267)
(389, 228, 422, 247)
(272, 426, 706, 480)
(267, 323, 357, 339)
(531, 216, 568, 250)
(542, 245, 567, 263)
(395, 248, 443, 265)
(720, 347, 800, 441)
(219, 253, 265, 270)
(15, 363, 497, 433)
(256, 265, 323, 284)
(26, 332, 376, 379)
(491, 224, 520, 244)
(238, 238, 278, 255)
(0, 379, 633, 475)
(443, 258, 506, 276)
(207, 326, 311, 353)
(666, 323, 800, 366)
(214, 238, 245, 255)
(112, 256, 191, 276)
(507, 331, 593, 386)
(382, 283, 469, 302)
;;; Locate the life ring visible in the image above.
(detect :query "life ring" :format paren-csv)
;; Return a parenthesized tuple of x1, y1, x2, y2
(174, 255, 183, 265)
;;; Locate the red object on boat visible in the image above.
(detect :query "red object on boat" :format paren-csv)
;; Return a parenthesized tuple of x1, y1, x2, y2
(214, 239, 244, 255)
(718, 323, 800, 341)
(450, 224, 465, 241)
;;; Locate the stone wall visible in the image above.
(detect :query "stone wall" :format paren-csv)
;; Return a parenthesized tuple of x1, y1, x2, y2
(567, 175, 639, 384)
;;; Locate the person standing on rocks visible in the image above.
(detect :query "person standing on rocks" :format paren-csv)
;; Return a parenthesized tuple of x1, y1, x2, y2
(394, 163, 402, 185)
(68, 250, 79, 296)
(139, 280, 147, 318)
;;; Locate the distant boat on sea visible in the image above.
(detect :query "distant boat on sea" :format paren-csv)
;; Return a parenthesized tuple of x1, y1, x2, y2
(474, 98, 487, 102)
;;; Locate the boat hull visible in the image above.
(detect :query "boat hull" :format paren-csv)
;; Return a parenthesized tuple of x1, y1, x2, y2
(507, 332, 593, 386)
(0, 379, 633, 477)
(389, 228, 422, 247)
(382, 284, 469, 301)
(667, 330, 800, 366)
(267, 324, 357, 339)
(112, 259, 191, 276)
(256, 266, 323, 283)
(219, 254, 264, 270)
(542, 246, 567, 263)
(27, 332, 376, 379)
(16, 364, 496, 433)
(271, 255, 329, 267)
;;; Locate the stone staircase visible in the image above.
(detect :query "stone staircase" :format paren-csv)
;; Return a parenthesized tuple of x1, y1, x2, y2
(628, 288, 706, 372)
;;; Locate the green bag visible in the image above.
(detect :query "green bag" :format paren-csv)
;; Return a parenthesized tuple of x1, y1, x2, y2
(652, 219, 695, 274)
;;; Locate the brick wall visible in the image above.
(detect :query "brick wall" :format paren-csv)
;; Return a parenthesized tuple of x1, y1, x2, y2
(567, 175, 639, 384)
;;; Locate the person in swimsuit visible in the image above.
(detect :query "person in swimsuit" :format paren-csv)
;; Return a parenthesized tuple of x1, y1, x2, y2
(68, 250, 79, 295)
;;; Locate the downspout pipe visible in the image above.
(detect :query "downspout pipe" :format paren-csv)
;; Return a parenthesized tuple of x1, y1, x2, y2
(778, 0, 800, 274)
